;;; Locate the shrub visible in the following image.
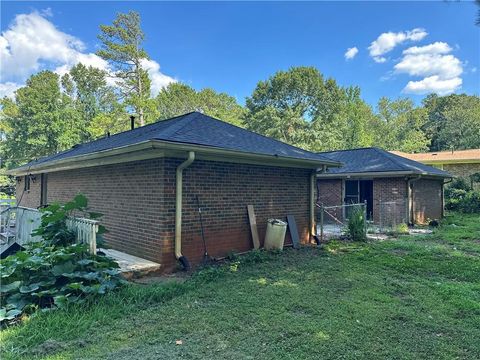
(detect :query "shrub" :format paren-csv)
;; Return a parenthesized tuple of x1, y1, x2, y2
(0, 194, 122, 324)
(347, 208, 366, 242)
(444, 179, 480, 213)
(458, 190, 480, 213)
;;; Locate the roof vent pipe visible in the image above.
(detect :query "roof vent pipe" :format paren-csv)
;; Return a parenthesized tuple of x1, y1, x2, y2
(175, 151, 195, 270)
(130, 115, 135, 130)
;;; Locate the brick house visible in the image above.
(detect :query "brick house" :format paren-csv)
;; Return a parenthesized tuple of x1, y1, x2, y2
(316, 148, 452, 225)
(9, 112, 339, 271)
(391, 149, 480, 190)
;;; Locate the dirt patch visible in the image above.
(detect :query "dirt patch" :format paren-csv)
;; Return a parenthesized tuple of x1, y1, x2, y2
(387, 249, 410, 256)
(31, 339, 66, 357)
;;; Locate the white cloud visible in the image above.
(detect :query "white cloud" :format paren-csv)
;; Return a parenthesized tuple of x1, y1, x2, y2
(395, 54, 462, 79)
(344, 47, 358, 60)
(0, 82, 21, 98)
(368, 28, 427, 62)
(141, 59, 176, 96)
(0, 11, 175, 97)
(402, 41, 452, 55)
(396, 42, 463, 95)
(403, 76, 462, 95)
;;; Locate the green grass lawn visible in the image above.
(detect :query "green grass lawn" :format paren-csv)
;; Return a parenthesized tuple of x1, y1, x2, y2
(1, 213, 479, 359)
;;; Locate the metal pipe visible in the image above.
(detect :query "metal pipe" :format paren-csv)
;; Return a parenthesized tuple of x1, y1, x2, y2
(441, 177, 453, 217)
(309, 171, 316, 242)
(175, 151, 195, 269)
(407, 175, 422, 224)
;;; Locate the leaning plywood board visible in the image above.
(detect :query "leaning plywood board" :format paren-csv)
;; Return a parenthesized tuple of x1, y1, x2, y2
(247, 205, 260, 249)
(286, 214, 301, 249)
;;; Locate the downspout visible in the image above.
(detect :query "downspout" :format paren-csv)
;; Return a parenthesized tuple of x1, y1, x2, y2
(309, 170, 317, 242)
(407, 175, 422, 225)
(442, 177, 453, 218)
(175, 151, 195, 270)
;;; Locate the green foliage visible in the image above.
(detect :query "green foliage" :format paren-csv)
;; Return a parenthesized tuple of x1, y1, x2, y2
(347, 208, 366, 241)
(156, 83, 245, 127)
(445, 179, 480, 213)
(423, 94, 480, 151)
(245, 67, 356, 151)
(0, 71, 80, 167)
(0, 175, 15, 197)
(0, 195, 120, 325)
(32, 194, 107, 248)
(2, 212, 479, 359)
(374, 97, 430, 153)
(457, 191, 480, 213)
(0, 243, 123, 324)
(395, 223, 409, 234)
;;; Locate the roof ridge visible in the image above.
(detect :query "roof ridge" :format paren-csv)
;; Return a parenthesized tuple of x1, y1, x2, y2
(155, 112, 199, 139)
(317, 147, 376, 155)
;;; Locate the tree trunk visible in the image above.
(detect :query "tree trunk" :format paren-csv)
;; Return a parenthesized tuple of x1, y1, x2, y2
(136, 62, 145, 126)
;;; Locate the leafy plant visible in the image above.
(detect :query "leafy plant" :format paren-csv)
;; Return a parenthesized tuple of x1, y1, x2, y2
(32, 193, 107, 248)
(395, 223, 409, 235)
(0, 195, 122, 325)
(347, 208, 366, 241)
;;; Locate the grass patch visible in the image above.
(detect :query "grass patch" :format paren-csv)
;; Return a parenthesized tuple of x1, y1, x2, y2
(1, 213, 479, 359)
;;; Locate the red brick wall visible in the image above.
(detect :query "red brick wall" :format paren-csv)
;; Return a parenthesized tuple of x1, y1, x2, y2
(19, 158, 312, 271)
(412, 179, 443, 224)
(45, 159, 166, 262)
(316, 179, 343, 222)
(16, 175, 42, 209)
(316, 179, 342, 206)
(373, 178, 408, 225)
(162, 158, 311, 269)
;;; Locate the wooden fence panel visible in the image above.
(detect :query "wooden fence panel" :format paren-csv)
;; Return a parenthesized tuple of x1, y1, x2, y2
(2, 207, 99, 254)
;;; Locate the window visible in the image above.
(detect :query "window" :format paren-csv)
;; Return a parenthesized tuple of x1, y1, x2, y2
(24, 175, 30, 192)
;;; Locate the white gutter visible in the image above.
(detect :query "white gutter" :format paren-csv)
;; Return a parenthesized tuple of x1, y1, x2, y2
(309, 171, 316, 241)
(316, 170, 450, 179)
(175, 151, 195, 269)
(8, 140, 341, 176)
(406, 175, 422, 224)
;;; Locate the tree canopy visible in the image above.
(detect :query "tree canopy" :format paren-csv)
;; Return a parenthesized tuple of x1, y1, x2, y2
(1, 11, 479, 186)
(156, 83, 245, 127)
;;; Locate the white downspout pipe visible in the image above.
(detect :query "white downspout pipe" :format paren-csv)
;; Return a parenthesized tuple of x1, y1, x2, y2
(309, 170, 316, 242)
(175, 151, 195, 269)
(407, 175, 422, 225)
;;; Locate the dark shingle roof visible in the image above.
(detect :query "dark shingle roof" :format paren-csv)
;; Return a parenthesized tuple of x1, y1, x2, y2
(16, 112, 336, 171)
(318, 147, 451, 177)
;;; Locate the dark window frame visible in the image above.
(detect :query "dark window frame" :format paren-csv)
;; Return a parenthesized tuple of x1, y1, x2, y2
(24, 175, 30, 192)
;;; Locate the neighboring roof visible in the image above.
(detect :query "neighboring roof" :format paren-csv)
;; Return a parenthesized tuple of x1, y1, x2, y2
(317, 147, 452, 178)
(391, 149, 480, 163)
(11, 112, 339, 174)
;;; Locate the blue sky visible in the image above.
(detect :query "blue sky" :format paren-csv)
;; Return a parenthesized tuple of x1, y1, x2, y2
(1, 1, 479, 107)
